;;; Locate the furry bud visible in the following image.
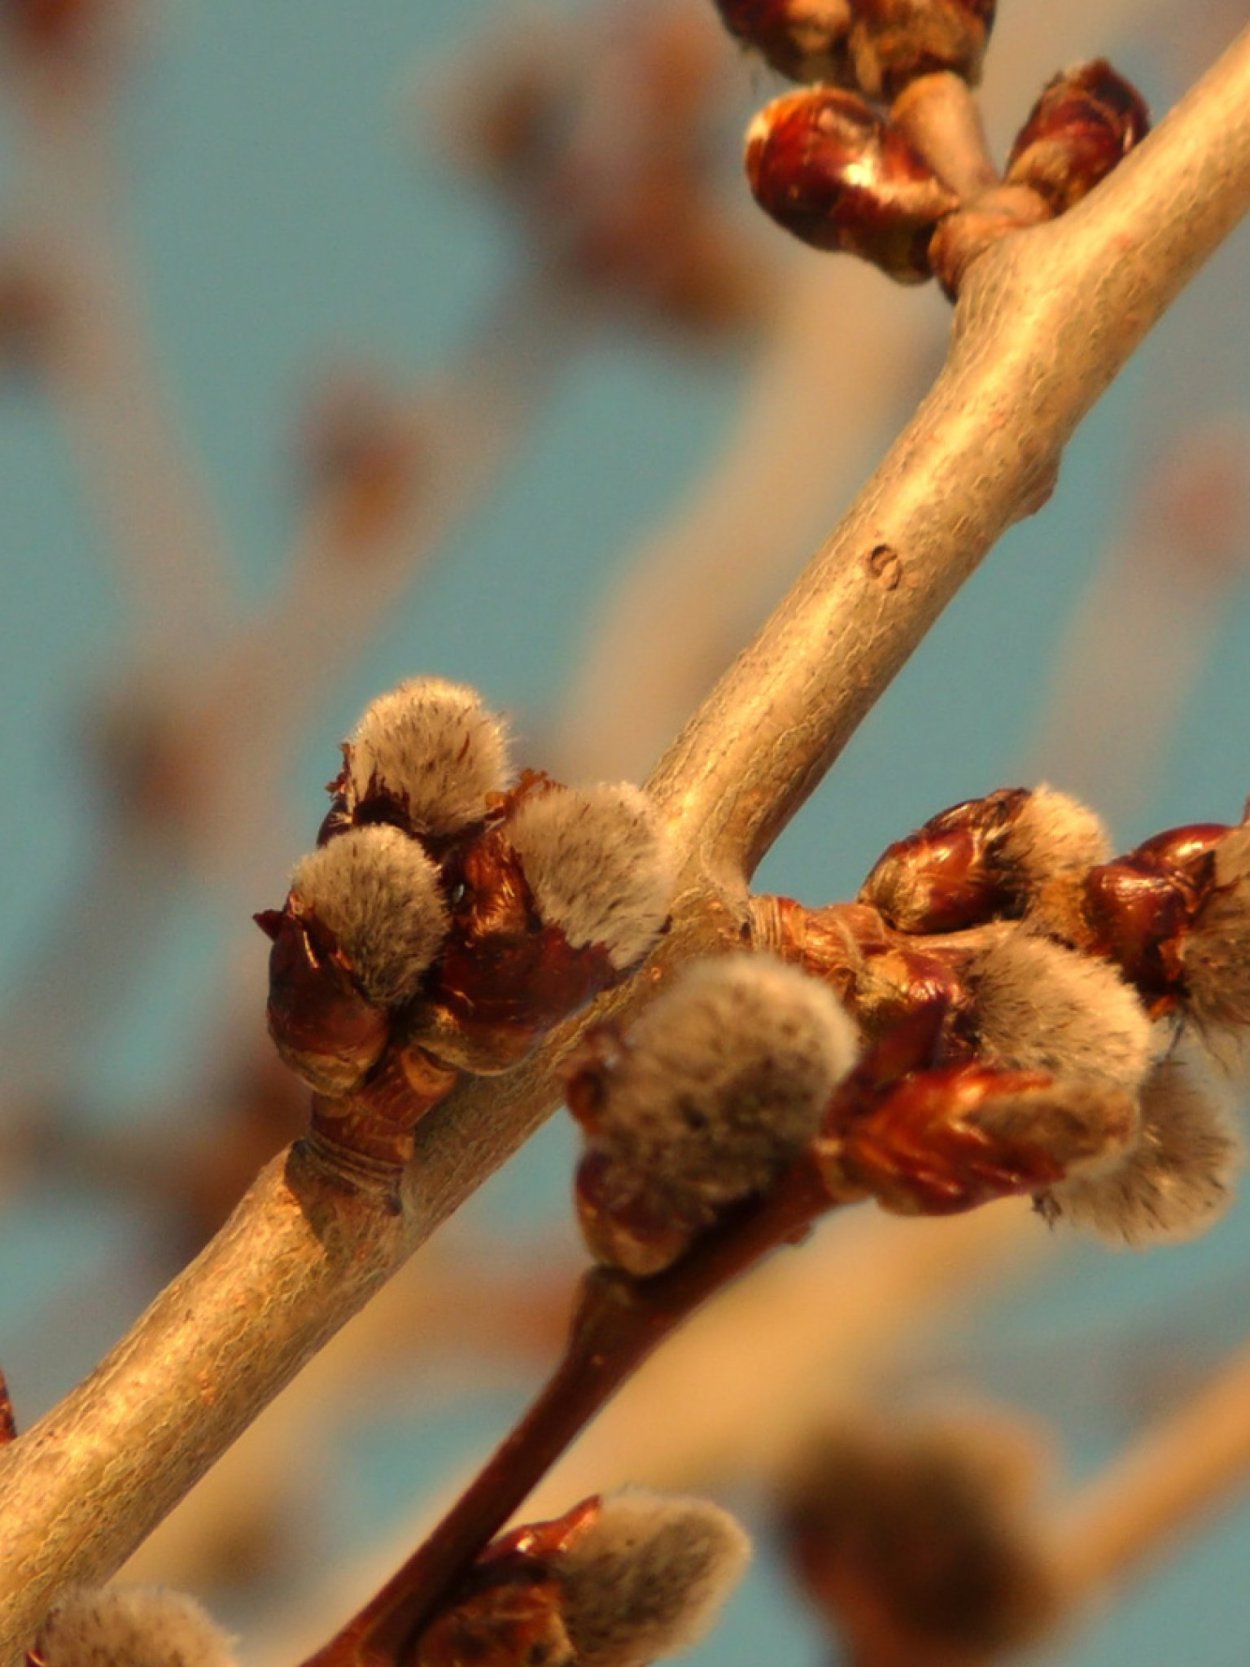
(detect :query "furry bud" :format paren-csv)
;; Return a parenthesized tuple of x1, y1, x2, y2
(778, 1413, 1059, 1663)
(745, 89, 958, 281)
(288, 827, 447, 1008)
(258, 826, 447, 1094)
(712, 0, 853, 84)
(847, 0, 997, 100)
(1006, 61, 1150, 215)
(969, 926, 1154, 1096)
(35, 1586, 237, 1667)
(555, 1492, 752, 1667)
(1181, 824, 1250, 1035)
(567, 955, 857, 1270)
(824, 1059, 1139, 1216)
(341, 677, 510, 838)
(504, 783, 675, 972)
(860, 786, 1110, 935)
(406, 782, 674, 1074)
(1041, 1055, 1244, 1246)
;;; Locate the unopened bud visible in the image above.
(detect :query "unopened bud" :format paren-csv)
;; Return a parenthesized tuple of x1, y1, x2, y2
(824, 1060, 1139, 1216)
(969, 926, 1154, 1096)
(848, 0, 997, 100)
(288, 827, 447, 1009)
(567, 955, 857, 1270)
(745, 89, 958, 282)
(555, 1492, 751, 1667)
(258, 826, 447, 1094)
(712, 0, 852, 84)
(1005, 60, 1149, 215)
(341, 677, 510, 839)
(1041, 1055, 1243, 1245)
(860, 786, 1110, 935)
(35, 1586, 237, 1667)
(504, 782, 676, 973)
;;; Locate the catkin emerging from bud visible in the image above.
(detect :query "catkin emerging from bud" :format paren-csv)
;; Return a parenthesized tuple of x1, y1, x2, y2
(36, 1586, 237, 1667)
(504, 783, 676, 971)
(1042, 1056, 1243, 1246)
(586, 955, 858, 1206)
(346, 677, 510, 836)
(556, 1492, 751, 1667)
(290, 825, 447, 1007)
(969, 927, 1154, 1095)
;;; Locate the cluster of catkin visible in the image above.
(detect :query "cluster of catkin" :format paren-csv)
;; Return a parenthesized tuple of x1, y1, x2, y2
(255, 677, 677, 1159)
(709, 0, 1150, 295)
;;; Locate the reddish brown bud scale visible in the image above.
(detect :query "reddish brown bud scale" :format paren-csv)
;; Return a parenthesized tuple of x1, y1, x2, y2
(712, 0, 853, 84)
(860, 788, 1031, 932)
(409, 823, 618, 1073)
(1006, 60, 1150, 215)
(257, 902, 391, 1097)
(745, 89, 958, 282)
(820, 1059, 1136, 1216)
(0, 1369, 15, 1444)
(848, 0, 996, 100)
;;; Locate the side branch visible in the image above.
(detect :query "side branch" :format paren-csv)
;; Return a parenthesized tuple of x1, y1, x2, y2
(0, 23, 1248, 1661)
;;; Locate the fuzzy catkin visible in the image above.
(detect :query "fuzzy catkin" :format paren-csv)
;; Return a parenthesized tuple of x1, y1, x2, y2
(504, 783, 676, 970)
(1182, 824, 1250, 1036)
(970, 926, 1154, 1094)
(557, 1492, 750, 1667)
(347, 676, 509, 836)
(290, 825, 447, 1006)
(1044, 1055, 1244, 1247)
(36, 1586, 237, 1667)
(593, 954, 857, 1205)
(1005, 785, 1111, 881)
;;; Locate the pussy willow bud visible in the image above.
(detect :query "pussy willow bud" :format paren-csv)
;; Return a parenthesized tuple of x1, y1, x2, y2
(860, 786, 1110, 934)
(712, 0, 852, 84)
(848, 0, 997, 101)
(417, 1494, 749, 1667)
(567, 955, 857, 1272)
(35, 1586, 237, 1667)
(409, 782, 675, 1074)
(339, 676, 510, 839)
(1005, 60, 1150, 215)
(556, 1492, 751, 1667)
(257, 826, 447, 1094)
(778, 1413, 1059, 1665)
(745, 89, 958, 282)
(823, 1059, 1139, 1216)
(969, 926, 1154, 1095)
(1041, 1055, 1244, 1246)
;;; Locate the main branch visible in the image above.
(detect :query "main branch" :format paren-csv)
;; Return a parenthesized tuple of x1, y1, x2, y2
(1, 22, 1248, 1661)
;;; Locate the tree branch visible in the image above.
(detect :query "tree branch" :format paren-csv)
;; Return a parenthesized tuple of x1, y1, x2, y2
(1, 20, 1248, 1661)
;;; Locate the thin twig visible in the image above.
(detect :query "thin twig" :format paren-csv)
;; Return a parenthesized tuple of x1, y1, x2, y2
(0, 23, 1248, 1658)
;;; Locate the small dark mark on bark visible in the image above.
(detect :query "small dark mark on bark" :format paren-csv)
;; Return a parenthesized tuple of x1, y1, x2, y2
(867, 544, 902, 589)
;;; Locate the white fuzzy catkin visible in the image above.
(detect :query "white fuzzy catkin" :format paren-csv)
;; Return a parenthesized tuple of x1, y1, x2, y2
(557, 1492, 751, 1667)
(36, 1585, 237, 1667)
(504, 783, 677, 970)
(1004, 786, 1111, 881)
(1045, 1055, 1244, 1247)
(595, 955, 858, 1205)
(346, 677, 510, 836)
(290, 825, 448, 1007)
(970, 926, 1155, 1095)
(1182, 824, 1250, 1035)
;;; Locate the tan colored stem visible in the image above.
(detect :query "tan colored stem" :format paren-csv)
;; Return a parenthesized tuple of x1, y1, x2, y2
(1056, 1337, 1250, 1596)
(891, 72, 1000, 200)
(1, 21, 1249, 1660)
